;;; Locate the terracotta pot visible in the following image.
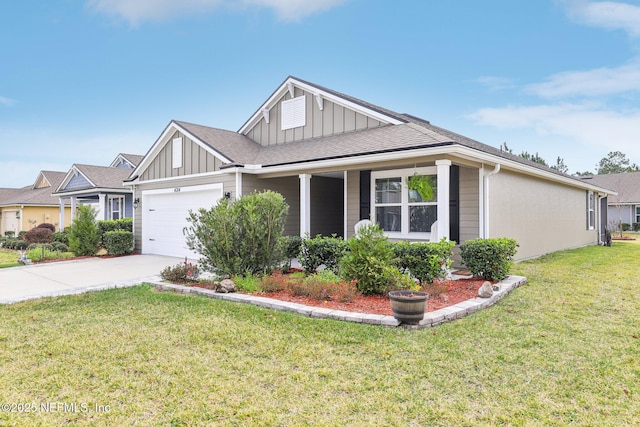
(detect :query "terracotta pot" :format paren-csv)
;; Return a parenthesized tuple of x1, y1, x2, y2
(388, 291, 428, 324)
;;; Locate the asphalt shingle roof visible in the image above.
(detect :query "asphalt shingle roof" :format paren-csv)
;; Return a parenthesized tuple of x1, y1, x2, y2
(581, 172, 640, 204)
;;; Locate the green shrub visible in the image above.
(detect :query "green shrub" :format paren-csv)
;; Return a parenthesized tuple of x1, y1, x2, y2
(299, 234, 348, 274)
(117, 217, 133, 232)
(186, 190, 289, 276)
(97, 218, 133, 246)
(394, 238, 455, 284)
(4, 231, 15, 238)
(287, 270, 358, 302)
(103, 230, 134, 255)
(27, 245, 74, 262)
(160, 261, 200, 283)
(633, 223, 640, 232)
(459, 238, 518, 282)
(233, 273, 261, 292)
(5, 239, 28, 250)
(281, 235, 303, 270)
(24, 227, 54, 244)
(35, 223, 56, 232)
(622, 223, 631, 231)
(339, 224, 408, 295)
(68, 205, 100, 256)
(51, 242, 69, 252)
(53, 231, 69, 245)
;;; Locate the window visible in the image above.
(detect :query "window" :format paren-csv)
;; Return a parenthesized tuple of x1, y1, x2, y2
(109, 196, 125, 220)
(172, 137, 183, 169)
(636, 206, 640, 224)
(587, 191, 595, 230)
(281, 96, 306, 130)
(372, 167, 437, 237)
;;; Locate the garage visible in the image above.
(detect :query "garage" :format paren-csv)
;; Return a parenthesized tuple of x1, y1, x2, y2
(141, 184, 223, 258)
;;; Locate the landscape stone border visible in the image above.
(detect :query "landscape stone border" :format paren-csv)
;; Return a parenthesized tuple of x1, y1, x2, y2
(150, 275, 527, 328)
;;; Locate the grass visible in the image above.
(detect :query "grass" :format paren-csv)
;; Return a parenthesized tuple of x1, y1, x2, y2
(0, 242, 639, 425)
(0, 249, 19, 268)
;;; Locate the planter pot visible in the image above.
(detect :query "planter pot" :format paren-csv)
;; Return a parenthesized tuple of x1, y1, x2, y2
(388, 291, 428, 324)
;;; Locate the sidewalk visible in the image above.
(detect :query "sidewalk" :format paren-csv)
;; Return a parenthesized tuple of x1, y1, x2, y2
(0, 254, 182, 304)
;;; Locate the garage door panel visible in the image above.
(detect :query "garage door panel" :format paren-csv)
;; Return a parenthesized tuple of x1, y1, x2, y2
(142, 185, 222, 258)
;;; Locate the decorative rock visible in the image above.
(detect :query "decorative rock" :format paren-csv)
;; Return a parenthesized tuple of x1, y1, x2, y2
(216, 278, 237, 293)
(478, 281, 493, 298)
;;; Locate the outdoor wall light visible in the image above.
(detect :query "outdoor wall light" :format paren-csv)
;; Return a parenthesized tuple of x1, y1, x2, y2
(224, 192, 231, 199)
(133, 198, 140, 209)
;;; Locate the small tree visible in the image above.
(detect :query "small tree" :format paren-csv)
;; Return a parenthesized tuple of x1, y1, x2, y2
(186, 190, 289, 276)
(68, 205, 100, 256)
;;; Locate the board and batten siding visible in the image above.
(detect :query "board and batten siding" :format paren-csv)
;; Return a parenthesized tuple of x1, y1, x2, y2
(245, 86, 385, 147)
(488, 170, 598, 261)
(132, 173, 236, 253)
(139, 130, 224, 181)
(242, 175, 300, 237)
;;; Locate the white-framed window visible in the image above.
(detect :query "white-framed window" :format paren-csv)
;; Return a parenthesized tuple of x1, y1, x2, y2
(109, 196, 125, 220)
(372, 167, 437, 238)
(587, 191, 595, 230)
(172, 137, 183, 169)
(281, 96, 306, 130)
(635, 206, 640, 224)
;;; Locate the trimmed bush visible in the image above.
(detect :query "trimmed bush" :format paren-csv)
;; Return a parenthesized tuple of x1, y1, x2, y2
(622, 223, 631, 231)
(633, 223, 640, 232)
(97, 218, 133, 246)
(459, 238, 518, 282)
(103, 230, 134, 255)
(51, 241, 69, 252)
(53, 231, 69, 245)
(24, 227, 54, 244)
(394, 238, 455, 284)
(35, 223, 56, 233)
(339, 223, 411, 295)
(68, 205, 100, 256)
(4, 231, 15, 238)
(5, 239, 28, 250)
(299, 234, 348, 274)
(160, 261, 200, 283)
(186, 190, 289, 276)
(281, 235, 303, 270)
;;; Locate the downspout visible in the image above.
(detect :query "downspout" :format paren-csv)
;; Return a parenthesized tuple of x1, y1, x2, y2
(483, 164, 501, 238)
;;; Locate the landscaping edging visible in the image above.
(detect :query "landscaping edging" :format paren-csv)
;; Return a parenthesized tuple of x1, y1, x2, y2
(150, 275, 527, 328)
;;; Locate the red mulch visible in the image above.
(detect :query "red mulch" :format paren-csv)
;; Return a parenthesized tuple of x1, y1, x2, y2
(255, 279, 485, 315)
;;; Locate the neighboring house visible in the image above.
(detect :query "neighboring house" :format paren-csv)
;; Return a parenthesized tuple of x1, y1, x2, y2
(581, 172, 640, 228)
(125, 76, 612, 260)
(0, 171, 72, 235)
(53, 153, 143, 227)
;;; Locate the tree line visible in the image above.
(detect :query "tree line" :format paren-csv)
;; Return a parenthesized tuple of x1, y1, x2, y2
(498, 143, 639, 176)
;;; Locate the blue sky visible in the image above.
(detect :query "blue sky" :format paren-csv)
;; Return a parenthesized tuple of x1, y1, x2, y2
(2, 0, 639, 187)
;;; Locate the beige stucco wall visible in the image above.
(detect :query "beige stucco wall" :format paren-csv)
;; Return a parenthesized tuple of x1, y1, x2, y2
(488, 169, 598, 261)
(1, 206, 71, 235)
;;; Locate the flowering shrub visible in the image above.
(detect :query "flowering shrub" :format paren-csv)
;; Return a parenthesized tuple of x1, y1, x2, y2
(160, 261, 201, 283)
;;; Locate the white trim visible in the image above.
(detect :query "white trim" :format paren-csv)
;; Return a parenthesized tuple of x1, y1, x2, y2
(299, 174, 312, 237)
(141, 183, 223, 197)
(126, 169, 230, 186)
(55, 165, 96, 193)
(238, 77, 405, 135)
(371, 166, 437, 240)
(235, 170, 243, 200)
(343, 170, 348, 240)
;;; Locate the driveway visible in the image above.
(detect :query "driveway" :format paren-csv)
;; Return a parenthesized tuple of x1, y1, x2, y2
(0, 254, 183, 304)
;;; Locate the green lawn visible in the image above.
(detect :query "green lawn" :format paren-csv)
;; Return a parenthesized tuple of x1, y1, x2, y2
(0, 242, 639, 426)
(0, 249, 19, 268)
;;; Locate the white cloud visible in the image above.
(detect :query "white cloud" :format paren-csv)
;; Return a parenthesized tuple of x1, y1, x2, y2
(475, 76, 517, 92)
(0, 96, 16, 107)
(526, 61, 640, 98)
(86, 0, 345, 25)
(564, 0, 640, 37)
(468, 103, 640, 154)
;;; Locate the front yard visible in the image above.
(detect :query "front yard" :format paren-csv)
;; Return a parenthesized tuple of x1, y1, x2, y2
(0, 242, 638, 425)
(0, 249, 19, 268)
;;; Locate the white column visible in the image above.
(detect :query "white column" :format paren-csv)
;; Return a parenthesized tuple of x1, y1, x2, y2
(299, 174, 312, 237)
(98, 194, 106, 220)
(59, 198, 65, 232)
(478, 166, 485, 238)
(436, 160, 451, 241)
(70, 197, 77, 222)
(343, 171, 348, 240)
(235, 170, 243, 200)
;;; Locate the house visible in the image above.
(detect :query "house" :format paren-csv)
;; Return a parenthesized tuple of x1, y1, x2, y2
(0, 171, 72, 236)
(53, 153, 143, 227)
(581, 172, 640, 229)
(125, 76, 612, 260)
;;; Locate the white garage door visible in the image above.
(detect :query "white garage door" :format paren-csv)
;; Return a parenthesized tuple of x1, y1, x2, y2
(141, 184, 223, 258)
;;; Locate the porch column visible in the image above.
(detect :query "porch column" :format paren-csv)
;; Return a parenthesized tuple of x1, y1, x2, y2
(98, 194, 106, 220)
(59, 198, 65, 232)
(343, 171, 348, 240)
(70, 197, 77, 222)
(436, 160, 451, 241)
(299, 174, 312, 237)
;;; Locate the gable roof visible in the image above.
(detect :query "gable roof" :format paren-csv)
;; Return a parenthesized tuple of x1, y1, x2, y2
(55, 164, 134, 195)
(110, 153, 144, 168)
(0, 171, 69, 207)
(581, 172, 639, 204)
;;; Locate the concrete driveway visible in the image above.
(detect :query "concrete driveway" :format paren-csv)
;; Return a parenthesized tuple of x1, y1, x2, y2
(0, 254, 183, 304)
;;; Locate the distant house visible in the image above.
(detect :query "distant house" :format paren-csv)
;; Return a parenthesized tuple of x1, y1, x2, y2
(125, 76, 612, 260)
(582, 172, 640, 228)
(53, 153, 143, 226)
(0, 171, 72, 235)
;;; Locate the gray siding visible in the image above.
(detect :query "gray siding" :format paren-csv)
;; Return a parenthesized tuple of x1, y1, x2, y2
(346, 170, 360, 239)
(245, 86, 384, 147)
(140, 130, 223, 181)
(242, 175, 300, 237)
(458, 166, 479, 244)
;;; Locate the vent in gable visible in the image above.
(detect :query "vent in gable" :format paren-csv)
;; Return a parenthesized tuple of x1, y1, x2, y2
(281, 95, 306, 131)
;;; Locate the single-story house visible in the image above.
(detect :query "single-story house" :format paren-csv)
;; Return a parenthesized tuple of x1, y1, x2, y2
(53, 153, 143, 226)
(125, 76, 612, 260)
(0, 171, 72, 236)
(581, 172, 640, 228)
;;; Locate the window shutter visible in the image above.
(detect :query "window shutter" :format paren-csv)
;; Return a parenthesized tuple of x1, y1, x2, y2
(360, 170, 371, 220)
(281, 96, 306, 130)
